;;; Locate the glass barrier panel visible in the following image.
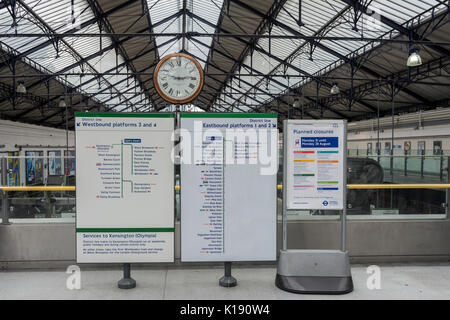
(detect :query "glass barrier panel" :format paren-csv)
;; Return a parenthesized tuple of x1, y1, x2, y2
(276, 152, 449, 221)
(280, 187, 447, 220)
(393, 156, 404, 172)
(424, 157, 442, 176)
(1, 155, 76, 222)
(1, 153, 448, 222)
(8, 194, 75, 220)
(407, 156, 422, 175)
(378, 156, 390, 172)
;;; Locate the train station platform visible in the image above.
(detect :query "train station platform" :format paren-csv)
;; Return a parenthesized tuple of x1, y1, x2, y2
(1, 263, 449, 300)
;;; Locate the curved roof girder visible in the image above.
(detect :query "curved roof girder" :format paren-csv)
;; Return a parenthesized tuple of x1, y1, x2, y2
(14, 0, 132, 110)
(339, 0, 450, 57)
(190, 34, 361, 117)
(0, 0, 141, 69)
(9, 32, 180, 123)
(228, 0, 432, 107)
(204, 0, 285, 108)
(86, 0, 155, 107)
(51, 57, 163, 126)
(224, 2, 353, 112)
(10, 35, 175, 121)
(296, 55, 450, 119)
(189, 10, 387, 116)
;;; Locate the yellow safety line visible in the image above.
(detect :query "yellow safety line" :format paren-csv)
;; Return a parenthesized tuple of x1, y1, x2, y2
(347, 184, 450, 189)
(1, 184, 450, 192)
(276, 184, 450, 190)
(0, 185, 182, 191)
(0, 186, 76, 191)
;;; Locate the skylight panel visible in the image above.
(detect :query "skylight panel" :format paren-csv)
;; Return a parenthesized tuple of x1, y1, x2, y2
(148, 0, 223, 68)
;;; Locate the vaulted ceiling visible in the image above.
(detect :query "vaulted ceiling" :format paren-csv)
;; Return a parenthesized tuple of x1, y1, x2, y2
(0, 0, 449, 129)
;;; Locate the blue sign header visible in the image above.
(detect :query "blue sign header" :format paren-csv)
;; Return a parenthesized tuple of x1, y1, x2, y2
(301, 137, 338, 148)
(124, 139, 141, 143)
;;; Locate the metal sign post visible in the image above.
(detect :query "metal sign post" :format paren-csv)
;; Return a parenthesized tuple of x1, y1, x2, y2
(276, 120, 353, 294)
(219, 261, 237, 287)
(118, 263, 136, 289)
(342, 122, 348, 252)
(1, 157, 10, 225)
(282, 126, 288, 251)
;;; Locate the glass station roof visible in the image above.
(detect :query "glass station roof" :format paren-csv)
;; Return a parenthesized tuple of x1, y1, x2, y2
(0, 0, 149, 111)
(0, 0, 447, 122)
(214, 0, 445, 112)
(148, 0, 224, 68)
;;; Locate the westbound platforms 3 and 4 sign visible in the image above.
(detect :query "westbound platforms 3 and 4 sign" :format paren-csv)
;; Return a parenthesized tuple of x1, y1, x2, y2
(286, 120, 346, 210)
(75, 113, 174, 263)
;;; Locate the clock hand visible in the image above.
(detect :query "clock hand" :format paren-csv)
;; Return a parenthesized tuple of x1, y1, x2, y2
(173, 76, 197, 80)
(167, 75, 197, 81)
(168, 75, 183, 80)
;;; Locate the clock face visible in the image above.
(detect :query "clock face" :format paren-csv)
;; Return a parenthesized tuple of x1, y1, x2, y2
(154, 53, 203, 104)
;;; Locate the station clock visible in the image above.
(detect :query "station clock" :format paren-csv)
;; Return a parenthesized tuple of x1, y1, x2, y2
(153, 53, 204, 104)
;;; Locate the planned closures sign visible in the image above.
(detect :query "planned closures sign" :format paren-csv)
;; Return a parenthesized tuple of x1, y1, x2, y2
(75, 113, 174, 263)
(180, 113, 278, 262)
(286, 120, 346, 210)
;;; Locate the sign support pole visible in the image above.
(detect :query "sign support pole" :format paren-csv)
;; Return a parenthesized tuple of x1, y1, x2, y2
(1, 157, 11, 225)
(219, 261, 237, 287)
(118, 263, 136, 289)
(282, 120, 288, 251)
(341, 120, 347, 252)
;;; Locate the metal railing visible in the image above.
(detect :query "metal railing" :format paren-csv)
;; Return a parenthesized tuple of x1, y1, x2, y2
(2, 184, 449, 192)
(1, 183, 449, 224)
(348, 152, 449, 182)
(1, 155, 449, 223)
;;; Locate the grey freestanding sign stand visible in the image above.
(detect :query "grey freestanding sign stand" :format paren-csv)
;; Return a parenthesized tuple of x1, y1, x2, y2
(275, 120, 353, 294)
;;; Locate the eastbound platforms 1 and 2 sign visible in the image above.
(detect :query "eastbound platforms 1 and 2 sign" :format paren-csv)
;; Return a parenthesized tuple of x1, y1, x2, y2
(180, 113, 278, 262)
(75, 113, 174, 263)
(285, 120, 346, 210)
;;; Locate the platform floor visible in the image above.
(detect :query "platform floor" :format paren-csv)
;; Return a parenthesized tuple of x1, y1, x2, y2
(0, 264, 449, 300)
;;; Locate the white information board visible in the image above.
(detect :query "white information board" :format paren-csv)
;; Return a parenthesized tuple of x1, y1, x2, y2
(180, 113, 278, 262)
(75, 113, 174, 263)
(286, 120, 346, 210)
